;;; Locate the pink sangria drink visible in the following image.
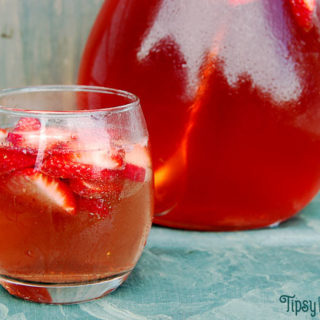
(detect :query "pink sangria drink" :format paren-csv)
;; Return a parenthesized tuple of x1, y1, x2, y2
(0, 86, 153, 304)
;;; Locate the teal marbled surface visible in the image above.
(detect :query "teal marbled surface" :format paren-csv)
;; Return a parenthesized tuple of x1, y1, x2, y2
(1, 195, 320, 319)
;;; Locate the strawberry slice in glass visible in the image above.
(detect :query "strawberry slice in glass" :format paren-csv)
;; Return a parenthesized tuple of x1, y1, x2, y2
(40, 149, 123, 180)
(3, 168, 76, 215)
(7, 117, 77, 155)
(121, 144, 152, 198)
(0, 147, 36, 175)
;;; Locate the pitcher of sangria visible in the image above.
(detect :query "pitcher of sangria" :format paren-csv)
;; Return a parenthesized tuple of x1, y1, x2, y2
(79, 0, 320, 230)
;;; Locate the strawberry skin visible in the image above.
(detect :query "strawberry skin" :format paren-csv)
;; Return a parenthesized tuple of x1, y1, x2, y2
(40, 153, 93, 180)
(7, 117, 41, 153)
(7, 128, 76, 154)
(5, 169, 76, 215)
(41, 150, 124, 180)
(0, 147, 36, 175)
(7, 117, 77, 154)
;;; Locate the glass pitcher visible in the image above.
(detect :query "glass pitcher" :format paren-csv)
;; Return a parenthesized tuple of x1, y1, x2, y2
(79, 0, 320, 230)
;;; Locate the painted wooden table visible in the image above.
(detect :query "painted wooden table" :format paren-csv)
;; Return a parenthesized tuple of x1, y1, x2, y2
(1, 197, 320, 319)
(0, 1, 320, 319)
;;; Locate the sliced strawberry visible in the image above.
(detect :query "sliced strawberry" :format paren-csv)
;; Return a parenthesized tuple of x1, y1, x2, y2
(78, 197, 110, 217)
(5, 169, 76, 215)
(73, 149, 124, 171)
(41, 149, 124, 180)
(117, 144, 151, 198)
(14, 117, 41, 131)
(40, 153, 91, 179)
(123, 163, 146, 182)
(69, 178, 123, 199)
(124, 144, 150, 182)
(1, 282, 52, 303)
(7, 118, 77, 154)
(7, 128, 77, 154)
(0, 146, 36, 175)
(290, 0, 316, 31)
(7, 117, 41, 153)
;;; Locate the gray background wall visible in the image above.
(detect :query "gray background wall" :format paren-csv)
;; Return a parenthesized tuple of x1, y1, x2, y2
(0, 0, 104, 88)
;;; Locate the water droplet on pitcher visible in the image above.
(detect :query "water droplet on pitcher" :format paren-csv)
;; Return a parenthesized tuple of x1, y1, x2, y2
(26, 250, 33, 257)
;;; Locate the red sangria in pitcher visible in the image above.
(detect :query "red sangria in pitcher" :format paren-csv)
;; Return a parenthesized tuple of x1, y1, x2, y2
(79, 0, 320, 230)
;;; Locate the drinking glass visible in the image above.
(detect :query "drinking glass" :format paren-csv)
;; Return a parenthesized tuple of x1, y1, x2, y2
(0, 85, 153, 304)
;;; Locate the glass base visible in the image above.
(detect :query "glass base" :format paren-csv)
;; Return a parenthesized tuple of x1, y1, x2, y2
(0, 271, 131, 304)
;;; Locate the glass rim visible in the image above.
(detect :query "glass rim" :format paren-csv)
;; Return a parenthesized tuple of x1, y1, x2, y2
(0, 85, 140, 118)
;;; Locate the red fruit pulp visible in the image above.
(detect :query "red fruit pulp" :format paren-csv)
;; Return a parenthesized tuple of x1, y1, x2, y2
(1, 282, 52, 303)
(79, 0, 320, 230)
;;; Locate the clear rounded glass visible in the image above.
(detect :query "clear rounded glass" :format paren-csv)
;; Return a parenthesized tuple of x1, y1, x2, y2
(0, 85, 153, 304)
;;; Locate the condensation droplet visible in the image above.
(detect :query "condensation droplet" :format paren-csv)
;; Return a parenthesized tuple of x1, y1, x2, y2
(26, 250, 33, 257)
